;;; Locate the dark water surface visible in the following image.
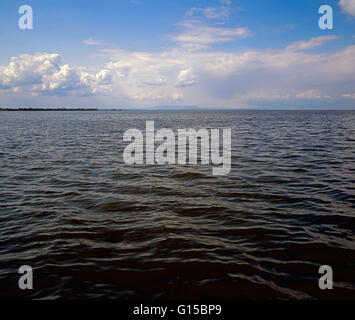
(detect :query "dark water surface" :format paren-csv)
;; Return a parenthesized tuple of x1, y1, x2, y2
(0, 110, 354, 299)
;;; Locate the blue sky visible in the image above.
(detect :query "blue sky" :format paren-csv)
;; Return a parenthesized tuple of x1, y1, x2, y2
(0, 0, 354, 109)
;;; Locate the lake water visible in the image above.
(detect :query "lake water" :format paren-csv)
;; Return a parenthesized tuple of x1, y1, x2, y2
(0, 110, 354, 299)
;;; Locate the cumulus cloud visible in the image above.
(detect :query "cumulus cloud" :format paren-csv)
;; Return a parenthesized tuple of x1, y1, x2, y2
(0, 53, 112, 96)
(95, 69, 112, 85)
(339, 0, 355, 17)
(106, 60, 131, 78)
(0, 53, 61, 89)
(176, 68, 196, 87)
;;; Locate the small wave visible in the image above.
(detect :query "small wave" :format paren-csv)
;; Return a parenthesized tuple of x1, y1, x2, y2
(170, 172, 211, 179)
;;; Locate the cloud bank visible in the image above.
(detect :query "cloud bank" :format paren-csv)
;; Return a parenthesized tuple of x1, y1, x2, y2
(1, 37, 355, 108)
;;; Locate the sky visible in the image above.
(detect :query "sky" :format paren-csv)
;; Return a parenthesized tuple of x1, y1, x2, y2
(0, 0, 354, 109)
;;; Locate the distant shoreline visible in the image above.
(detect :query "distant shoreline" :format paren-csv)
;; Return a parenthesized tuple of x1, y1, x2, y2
(0, 108, 101, 111)
(1, 107, 354, 112)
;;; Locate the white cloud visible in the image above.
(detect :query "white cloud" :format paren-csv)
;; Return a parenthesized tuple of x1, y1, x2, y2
(95, 69, 112, 85)
(0, 53, 61, 89)
(187, 7, 230, 20)
(40, 64, 83, 92)
(171, 21, 252, 49)
(339, 0, 355, 17)
(0, 53, 112, 96)
(286, 36, 338, 51)
(296, 89, 323, 99)
(220, 0, 232, 4)
(106, 60, 131, 78)
(172, 92, 183, 100)
(129, 90, 164, 100)
(176, 68, 196, 87)
(186, 0, 232, 21)
(82, 38, 103, 45)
